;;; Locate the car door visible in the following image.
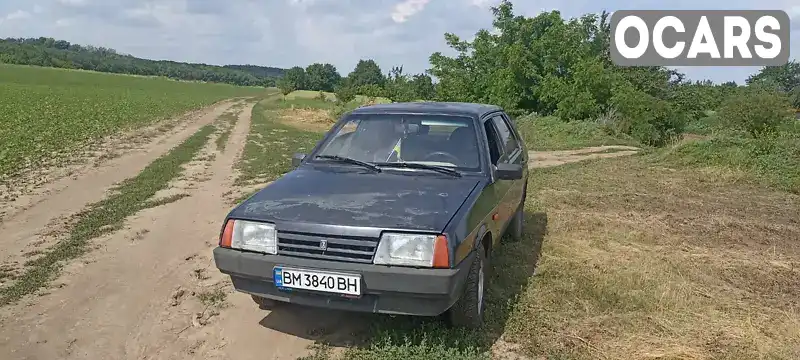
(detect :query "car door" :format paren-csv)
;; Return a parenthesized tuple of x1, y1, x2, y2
(479, 115, 509, 247)
(499, 112, 528, 205)
(489, 114, 526, 229)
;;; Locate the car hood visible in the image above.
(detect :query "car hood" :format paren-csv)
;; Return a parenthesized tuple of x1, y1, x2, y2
(229, 167, 481, 232)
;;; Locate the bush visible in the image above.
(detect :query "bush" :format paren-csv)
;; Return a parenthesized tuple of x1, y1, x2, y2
(610, 85, 687, 146)
(683, 113, 725, 136)
(357, 84, 385, 98)
(328, 102, 361, 122)
(334, 85, 356, 104)
(661, 133, 800, 193)
(717, 87, 794, 138)
(514, 113, 638, 150)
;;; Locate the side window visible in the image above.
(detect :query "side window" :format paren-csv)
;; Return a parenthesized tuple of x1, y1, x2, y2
(491, 116, 519, 158)
(483, 120, 503, 165)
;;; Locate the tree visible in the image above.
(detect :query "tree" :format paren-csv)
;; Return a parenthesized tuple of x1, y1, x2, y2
(426, 0, 686, 143)
(746, 60, 800, 108)
(357, 84, 386, 98)
(383, 66, 416, 102)
(334, 79, 357, 103)
(282, 66, 307, 92)
(347, 59, 386, 88)
(277, 76, 296, 98)
(305, 63, 341, 92)
(410, 74, 436, 100)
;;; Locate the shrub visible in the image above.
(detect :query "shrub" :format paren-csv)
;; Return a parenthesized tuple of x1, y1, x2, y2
(662, 133, 800, 193)
(357, 84, 385, 98)
(514, 113, 638, 150)
(610, 85, 687, 146)
(328, 102, 361, 122)
(683, 113, 725, 136)
(717, 87, 794, 138)
(334, 85, 356, 104)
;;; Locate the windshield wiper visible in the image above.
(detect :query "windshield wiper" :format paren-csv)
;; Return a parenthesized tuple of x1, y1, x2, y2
(314, 155, 381, 172)
(374, 162, 462, 177)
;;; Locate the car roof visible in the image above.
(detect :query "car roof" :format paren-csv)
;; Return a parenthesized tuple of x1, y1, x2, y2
(348, 101, 503, 118)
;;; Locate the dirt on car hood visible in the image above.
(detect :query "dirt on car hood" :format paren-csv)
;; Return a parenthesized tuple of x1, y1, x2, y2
(229, 166, 481, 232)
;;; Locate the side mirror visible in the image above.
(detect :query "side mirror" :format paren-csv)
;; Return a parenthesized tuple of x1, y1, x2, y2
(291, 153, 307, 167)
(496, 163, 523, 180)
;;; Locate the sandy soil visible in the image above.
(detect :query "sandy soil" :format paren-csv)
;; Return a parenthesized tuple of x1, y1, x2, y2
(528, 145, 640, 168)
(0, 105, 641, 360)
(0, 100, 237, 286)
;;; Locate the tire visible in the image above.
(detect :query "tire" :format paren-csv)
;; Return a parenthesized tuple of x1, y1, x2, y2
(447, 248, 487, 329)
(507, 185, 527, 242)
(251, 294, 277, 310)
(507, 202, 524, 242)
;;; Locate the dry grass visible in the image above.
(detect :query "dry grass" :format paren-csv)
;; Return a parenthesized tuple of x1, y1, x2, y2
(500, 155, 800, 359)
(284, 90, 391, 104)
(276, 108, 335, 132)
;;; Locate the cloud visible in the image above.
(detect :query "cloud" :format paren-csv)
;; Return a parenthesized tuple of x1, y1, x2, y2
(5, 10, 30, 20)
(57, 0, 88, 6)
(788, 6, 800, 30)
(55, 18, 72, 27)
(470, 0, 499, 8)
(391, 0, 431, 23)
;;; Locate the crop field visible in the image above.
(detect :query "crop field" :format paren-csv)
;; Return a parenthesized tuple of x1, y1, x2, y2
(0, 64, 266, 180)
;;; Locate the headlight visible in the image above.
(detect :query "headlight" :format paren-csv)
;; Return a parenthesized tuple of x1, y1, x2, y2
(222, 219, 277, 254)
(374, 233, 449, 267)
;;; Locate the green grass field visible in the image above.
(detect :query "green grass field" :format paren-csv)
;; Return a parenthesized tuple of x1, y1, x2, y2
(514, 114, 640, 151)
(235, 95, 323, 187)
(0, 64, 267, 180)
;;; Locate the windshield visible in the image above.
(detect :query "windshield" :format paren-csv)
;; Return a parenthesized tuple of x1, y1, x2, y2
(315, 113, 481, 171)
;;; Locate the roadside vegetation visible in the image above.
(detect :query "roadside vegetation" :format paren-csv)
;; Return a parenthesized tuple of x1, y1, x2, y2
(660, 86, 800, 194)
(235, 95, 325, 187)
(0, 124, 216, 305)
(514, 115, 639, 151)
(0, 64, 265, 181)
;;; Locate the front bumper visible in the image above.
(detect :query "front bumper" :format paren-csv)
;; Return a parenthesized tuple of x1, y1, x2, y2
(213, 247, 474, 316)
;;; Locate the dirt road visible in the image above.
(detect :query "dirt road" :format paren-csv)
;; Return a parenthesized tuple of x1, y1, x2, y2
(0, 105, 640, 359)
(528, 145, 639, 168)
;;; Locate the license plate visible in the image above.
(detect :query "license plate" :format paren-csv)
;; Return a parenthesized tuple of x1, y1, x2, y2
(273, 267, 361, 296)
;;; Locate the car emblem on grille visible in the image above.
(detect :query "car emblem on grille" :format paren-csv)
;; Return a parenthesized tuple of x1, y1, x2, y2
(319, 239, 328, 251)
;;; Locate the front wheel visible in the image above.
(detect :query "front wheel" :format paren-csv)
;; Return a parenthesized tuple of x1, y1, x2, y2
(447, 248, 487, 329)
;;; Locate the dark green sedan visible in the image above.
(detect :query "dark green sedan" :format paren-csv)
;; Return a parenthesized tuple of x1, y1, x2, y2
(213, 101, 528, 328)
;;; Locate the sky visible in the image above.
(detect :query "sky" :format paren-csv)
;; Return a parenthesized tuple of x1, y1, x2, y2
(0, 0, 798, 84)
